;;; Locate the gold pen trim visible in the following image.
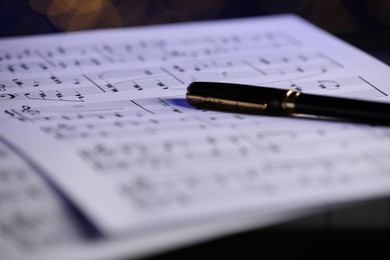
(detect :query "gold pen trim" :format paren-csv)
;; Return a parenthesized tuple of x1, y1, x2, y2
(282, 89, 301, 115)
(186, 94, 268, 112)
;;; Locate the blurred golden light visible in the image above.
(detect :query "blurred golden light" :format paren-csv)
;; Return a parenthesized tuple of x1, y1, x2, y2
(46, 0, 76, 16)
(71, 0, 106, 13)
(97, 3, 123, 27)
(56, 9, 100, 31)
(19, 0, 390, 35)
(116, 0, 147, 25)
(29, 0, 124, 31)
(28, 0, 229, 32)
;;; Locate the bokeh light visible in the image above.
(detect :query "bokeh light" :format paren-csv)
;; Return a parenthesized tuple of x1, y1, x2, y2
(29, 0, 120, 31)
(0, 0, 390, 36)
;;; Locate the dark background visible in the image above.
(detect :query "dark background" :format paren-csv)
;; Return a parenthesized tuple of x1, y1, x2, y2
(1, 0, 390, 37)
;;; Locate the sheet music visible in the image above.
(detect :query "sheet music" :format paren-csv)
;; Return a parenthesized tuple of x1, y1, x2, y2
(0, 139, 90, 259)
(2, 14, 390, 258)
(1, 138, 312, 260)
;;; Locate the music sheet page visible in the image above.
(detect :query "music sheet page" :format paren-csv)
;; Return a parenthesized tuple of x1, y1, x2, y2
(1, 14, 390, 259)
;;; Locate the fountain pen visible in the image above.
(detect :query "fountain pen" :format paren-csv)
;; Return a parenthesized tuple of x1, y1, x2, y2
(186, 82, 390, 125)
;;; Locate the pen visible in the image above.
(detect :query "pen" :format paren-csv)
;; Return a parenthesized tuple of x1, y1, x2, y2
(186, 82, 390, 125)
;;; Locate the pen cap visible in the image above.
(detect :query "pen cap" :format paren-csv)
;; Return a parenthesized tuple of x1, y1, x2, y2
(295, 93, 390, 124)
(187, 82, 287, 106)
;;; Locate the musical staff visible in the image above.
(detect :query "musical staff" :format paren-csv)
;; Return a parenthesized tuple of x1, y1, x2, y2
(0, 140, 86, 258)
(2, 15, 390, 259)
(0, 50, 353, 105)
(115, 148, 387, 212)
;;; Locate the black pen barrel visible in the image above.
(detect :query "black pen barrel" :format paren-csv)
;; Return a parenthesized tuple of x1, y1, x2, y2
(187, 82, 390, 125)
(295, 93, 390, 124)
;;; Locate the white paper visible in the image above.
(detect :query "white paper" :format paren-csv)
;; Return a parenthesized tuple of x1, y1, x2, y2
(2, 14, 390, 258)
(0, 137, 314, 260)
(0, 138, 90, 260)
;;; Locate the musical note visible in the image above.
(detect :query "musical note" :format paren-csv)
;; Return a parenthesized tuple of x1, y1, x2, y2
(0, 85, 104, 103)
(75, 92, 84, 101)
(4, 110, 16, 118)
(0, 74, 88, 89)
(12, 78, 24, 87)
(318, 80, 340, 90)
(5, 51, 339, 100)
(3, 62, 50, 74)
(0, 49, 32, 62)
(0, 93, 17, 100)
(106, 83, 118, 92)
(272, 76, 387, 98)
(50, 75, 62, 84)
(0, 140, 89, 257)
(55, 91, 63, 99)
(39, 90, 47, 99)
(74, 58, 101, 67)
(21, 105, 40, 116)
(133, 83, 143, 91)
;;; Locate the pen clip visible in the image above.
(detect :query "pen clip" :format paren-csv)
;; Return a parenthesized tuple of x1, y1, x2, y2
(186, 94, 268, 112)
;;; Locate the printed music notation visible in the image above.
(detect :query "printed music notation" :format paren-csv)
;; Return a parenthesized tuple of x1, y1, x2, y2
(78, 129, 389, 212)
(2, 75, 385, 141)
(2, 15, 390, 259)
(270, 76, 388, 99)
(0, 140, 87, 258)
(0, 51, 342, 103)
(0, 74, 84, 89)
(1, 56, 385, 107)
(75, 123, 380, 174)
(0, 31, 297, 71)
(3, 74, 386, 131)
